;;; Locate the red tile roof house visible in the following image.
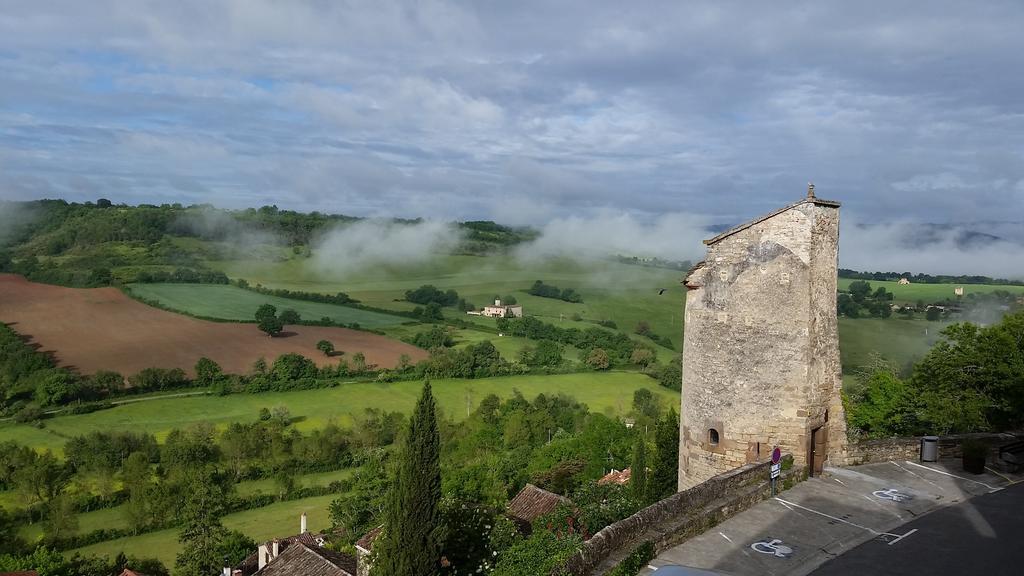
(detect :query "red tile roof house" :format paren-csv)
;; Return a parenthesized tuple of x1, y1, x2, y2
(505, 483, 571, 534)
(597, 468, 632, 486)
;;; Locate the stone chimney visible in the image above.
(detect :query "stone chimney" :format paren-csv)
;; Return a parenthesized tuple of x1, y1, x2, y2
(300, 512, 308, 534)
(258, 544, 269, 569)
(494, 299, 501, 306)
(272, 540, 280, 558)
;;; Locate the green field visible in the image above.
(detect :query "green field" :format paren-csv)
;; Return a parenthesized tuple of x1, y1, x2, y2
(838, 317, 951, 373)
(124, 283, 410, 328)
(0, 372, 677, 453)
(214, 255, 687, 350)
(69, 493, 339, 567)
(837, 278, 1024, 303)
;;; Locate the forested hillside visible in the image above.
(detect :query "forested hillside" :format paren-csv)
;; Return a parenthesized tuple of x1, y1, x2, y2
(0, 200, 537, 286)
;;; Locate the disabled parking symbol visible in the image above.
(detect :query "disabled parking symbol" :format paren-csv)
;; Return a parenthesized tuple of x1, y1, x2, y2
(750, 538, 794, 558)
(873, 488, 913, 502)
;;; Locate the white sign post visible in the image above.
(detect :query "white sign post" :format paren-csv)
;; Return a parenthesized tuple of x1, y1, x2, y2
(770, 447, 782, 496)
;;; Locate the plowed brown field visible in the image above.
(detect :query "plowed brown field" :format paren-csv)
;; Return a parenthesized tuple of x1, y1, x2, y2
(0, 274, 426, 376)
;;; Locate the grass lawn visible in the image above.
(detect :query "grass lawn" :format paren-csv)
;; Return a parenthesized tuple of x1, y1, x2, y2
(213, 255, 687, 350)
(124, 283, 409, 328)
(0, 372, 677, 453)
(235, 468, 355, 497)
(68, 493, 339, 567)
(837, 278, 1024, 303)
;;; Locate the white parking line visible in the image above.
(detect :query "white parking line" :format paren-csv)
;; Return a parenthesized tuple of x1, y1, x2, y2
(775, 496, 919, 545)
(904, 461, 1000, 491)
(889, 460, 943, 489)
(775, 497, 883, 535)
(887, 528, 918, 546)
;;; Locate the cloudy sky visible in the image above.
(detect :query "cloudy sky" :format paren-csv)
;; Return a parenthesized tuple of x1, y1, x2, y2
(2, 0, 1023, 228)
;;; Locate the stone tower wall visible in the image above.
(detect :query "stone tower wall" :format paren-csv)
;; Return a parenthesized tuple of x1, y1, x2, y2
(678, 199, 844, 489)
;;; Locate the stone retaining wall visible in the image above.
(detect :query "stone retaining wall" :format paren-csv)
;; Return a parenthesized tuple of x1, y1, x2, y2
(844, 432, 1020, 465)
(554, 457, 802, 576)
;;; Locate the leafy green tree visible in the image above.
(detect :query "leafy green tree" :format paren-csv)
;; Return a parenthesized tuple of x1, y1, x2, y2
(88, 267, 113, 286)
(257, 315, 284, 337)
(43, 493, 78, 542)
(634, 321, 652, 336)
(586, 348, 610, 370)
(274, 470, 296, 500)
(194, 358, 222, 386)
(254, 304, 277, 323)
(524, 340, 563, 367)
(174, 471, 231, 576)
(845, 365, 915, 437)
(279, 309, 301, 324)
(848, 280, 872, 302)
(270, 353, 317, 381)
(219, 530, 258, 568)
(372, 382, 442, 576)
(317, 340, 335, 356)
(13, 450, 68, 510)
(630, 347, 655, 368)
(630, 436, 648, 504)
(0, 546, 70, 576)
(328, 450, 390, 539)
(490, 530, 581, 576)
(411, 326, 454, 350)
(650, 409, 679, 500)
(631, 388, 659, 419)
(352, 352, 368, 373)
(926, 307, 942, 321)
(32, 369, 81, 406)
(0, 506, 26, 555)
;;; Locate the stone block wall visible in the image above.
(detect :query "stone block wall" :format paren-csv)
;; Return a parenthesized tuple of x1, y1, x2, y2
(556, 457, 803, 576)
(679, 197, 845, 489)
(844, 432, 1020, 465)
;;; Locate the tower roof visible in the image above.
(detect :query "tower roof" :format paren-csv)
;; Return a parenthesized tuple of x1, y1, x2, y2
(703, 195, 840, 246)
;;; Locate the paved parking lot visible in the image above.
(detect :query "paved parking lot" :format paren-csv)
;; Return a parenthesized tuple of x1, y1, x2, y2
(643, 460, 1016, 576)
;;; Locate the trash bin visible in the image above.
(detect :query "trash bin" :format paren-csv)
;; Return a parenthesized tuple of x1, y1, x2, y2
(921, 436, 939, 462)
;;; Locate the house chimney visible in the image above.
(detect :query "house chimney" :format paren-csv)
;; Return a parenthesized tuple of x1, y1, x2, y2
(258, 544, 269, 569)
(300, 512, 308, 534)
(272, 540, 280, 558)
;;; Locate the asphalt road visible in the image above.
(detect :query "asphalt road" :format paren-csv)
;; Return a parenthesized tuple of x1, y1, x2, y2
(810, 481, 1024, 576)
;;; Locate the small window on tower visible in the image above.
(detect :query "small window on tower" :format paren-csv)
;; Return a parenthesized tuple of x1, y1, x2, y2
(708, 428, 720, 445)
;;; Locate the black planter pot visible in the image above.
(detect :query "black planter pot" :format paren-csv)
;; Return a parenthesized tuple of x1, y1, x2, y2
(963, 454, 986, 474)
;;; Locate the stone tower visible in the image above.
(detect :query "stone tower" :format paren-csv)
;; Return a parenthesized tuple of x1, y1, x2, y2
(678, 188, 846, 489)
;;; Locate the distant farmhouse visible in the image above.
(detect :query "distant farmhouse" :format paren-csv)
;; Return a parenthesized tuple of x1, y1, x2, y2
(467, 299, 523, 318)
(898, 277, 911, 285)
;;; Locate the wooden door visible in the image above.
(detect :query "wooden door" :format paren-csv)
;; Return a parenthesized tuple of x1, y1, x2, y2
(810, 426, 826, 476)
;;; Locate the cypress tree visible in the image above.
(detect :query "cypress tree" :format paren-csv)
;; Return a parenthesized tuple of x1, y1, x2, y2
(631, 435, 648, 504)
(651, 409, 680, 500)
(372, 381, 442, 576)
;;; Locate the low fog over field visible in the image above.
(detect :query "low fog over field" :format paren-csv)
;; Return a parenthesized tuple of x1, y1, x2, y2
(290, 209, 1024, 281)
(309, 219, 463, 278)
